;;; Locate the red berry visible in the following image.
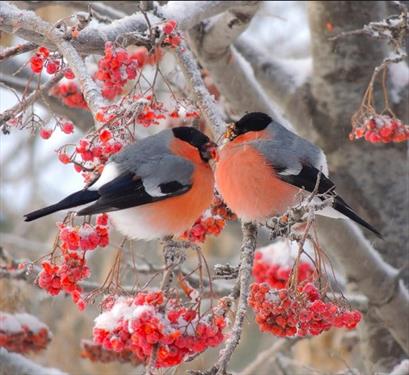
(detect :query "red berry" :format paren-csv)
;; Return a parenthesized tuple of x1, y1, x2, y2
(61, 122, 74, 134)
(39, 128, 53, 139)
(64, 68, 75, 79)
(46, 60, 60, 74)
(30, 55, 44, 74)
(38, 47, 49, 58)
(163, 20, 177, 35)
(58, 153, 70, 164)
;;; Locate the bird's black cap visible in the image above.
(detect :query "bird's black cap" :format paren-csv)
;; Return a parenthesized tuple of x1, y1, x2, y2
(172, 127, 215, 162)
(234, 112, 272, 135)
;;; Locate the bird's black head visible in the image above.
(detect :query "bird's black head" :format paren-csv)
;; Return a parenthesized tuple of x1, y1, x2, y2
(172, 126, 217, 162)
(233, 112, 272, 136)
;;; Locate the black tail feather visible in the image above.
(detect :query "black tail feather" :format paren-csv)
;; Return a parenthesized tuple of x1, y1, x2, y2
(333, 196, 382, 238)
(24, 190, 100, 222)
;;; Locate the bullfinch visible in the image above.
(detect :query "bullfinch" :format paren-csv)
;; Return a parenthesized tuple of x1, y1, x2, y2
(25, 127, 217, 240)
(214, 112, 381, 237)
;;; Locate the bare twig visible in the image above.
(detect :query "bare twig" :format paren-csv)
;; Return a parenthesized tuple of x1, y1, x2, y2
(0, 71, 64, 128)
(240, 338, 300, 375)
(0, 42, 37, 61)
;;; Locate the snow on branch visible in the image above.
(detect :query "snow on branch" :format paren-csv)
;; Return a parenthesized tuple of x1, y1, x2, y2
(0, 348, 68, 375)
(187, 3, 284, 124)
(0, 1, 259, 55)
(0, 2, 105, 120)
(174, 40, 225, 137)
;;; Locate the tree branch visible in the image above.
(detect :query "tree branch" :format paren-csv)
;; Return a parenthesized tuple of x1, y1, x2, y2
(0, 41, 37, 61)
(0, 1, 260, 55)
(0, 71, 64, 127)
(0, 61, 94, 131)
(0, 348, 68, 375)
(234, 36, 306, 109)
(212, 222, 257, 375)
(0, 2, 105, 120)
(187, 2, 285, 124)
(240, 338, 299, 375)
(173, 40, 225, 137)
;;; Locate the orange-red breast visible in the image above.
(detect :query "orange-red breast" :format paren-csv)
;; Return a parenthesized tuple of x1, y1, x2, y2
(215, 112, 381, 237)
(25, 127, 217, 240)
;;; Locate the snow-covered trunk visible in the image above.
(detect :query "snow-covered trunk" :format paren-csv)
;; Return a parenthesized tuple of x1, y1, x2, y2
(307, 1, 409, 372)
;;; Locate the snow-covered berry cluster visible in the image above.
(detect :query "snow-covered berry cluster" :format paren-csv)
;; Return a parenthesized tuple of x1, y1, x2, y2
(249, 241, 362, 337)
(30, 46, 74, 78)
(181, 196, 237, 242)
(95, 42, 140, 100)
(252, 241, 315, 289)
(74, 134, 123, 166)
(37, 214, 110, 310)
(0, 312, 51, 353)
(92, 291, 227, 368)
(350, 114, 409, 143)
(249, 283, 362, 337)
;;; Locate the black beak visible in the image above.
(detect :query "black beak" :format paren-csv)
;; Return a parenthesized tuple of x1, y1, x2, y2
(200, 141, 219, 162)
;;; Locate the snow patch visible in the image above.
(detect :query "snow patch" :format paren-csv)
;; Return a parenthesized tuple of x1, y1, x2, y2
(389, 60, 409, 103)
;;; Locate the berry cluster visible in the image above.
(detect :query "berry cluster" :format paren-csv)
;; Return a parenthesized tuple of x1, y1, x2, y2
(253, 242, 315, 289)
(30, 46, 74, 78)
(350, 114, 409, 143)
(161, 20, 182, 48)
(38, 253, 89, 310)
(249, 282, 362, 337)
(136, 99, 167, 127)
(95, 96, 199, 129)
(181, 196, 237, 242)
(74, 136, 123, 166)
(0, 312, 51, 354)
(92, 291, 227, 368)
(81, 340, 141, 365)
(37, 214, 110, 309)
(51, 81, 88, 109)
(96, 42, 143, 100)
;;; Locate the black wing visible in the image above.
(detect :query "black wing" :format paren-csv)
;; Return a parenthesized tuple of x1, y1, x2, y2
(77, 172, 191, 216)
(278, 164, 382, 238)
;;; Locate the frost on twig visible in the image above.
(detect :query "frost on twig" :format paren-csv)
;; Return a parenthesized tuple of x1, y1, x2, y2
(329, 1, 408, 53)
(211, 222, 257, 375)
(0, 42, 37, 62)
(0, 71, 64, 132)
(174, 40, 225, 137)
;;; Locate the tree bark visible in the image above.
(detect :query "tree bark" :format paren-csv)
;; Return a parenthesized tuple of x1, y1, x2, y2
(307, 1, 409, 371)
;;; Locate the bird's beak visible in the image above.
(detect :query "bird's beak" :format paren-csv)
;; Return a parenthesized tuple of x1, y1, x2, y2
(202, 141, 219, 162)
(223, 123, 237, 141)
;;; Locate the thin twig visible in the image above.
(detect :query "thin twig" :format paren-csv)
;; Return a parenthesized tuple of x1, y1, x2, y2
(0, 42, 37, 61)
(0, 71, 64, 128)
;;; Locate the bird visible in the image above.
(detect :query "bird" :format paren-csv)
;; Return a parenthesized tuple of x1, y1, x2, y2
(214, 112, 381, 237)
(25, 127, 217, 240)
